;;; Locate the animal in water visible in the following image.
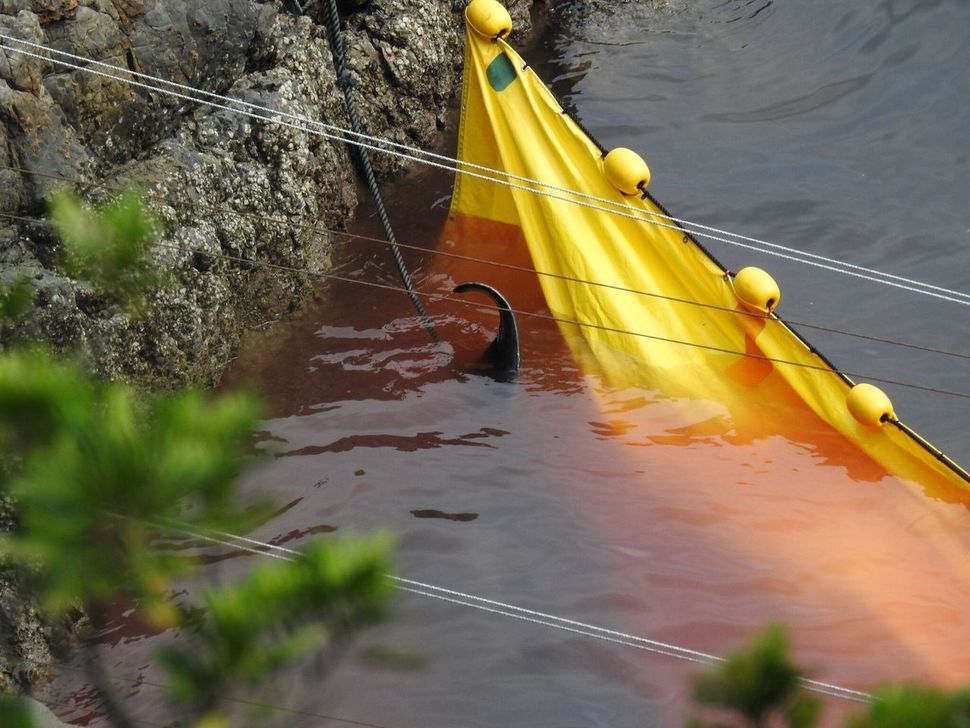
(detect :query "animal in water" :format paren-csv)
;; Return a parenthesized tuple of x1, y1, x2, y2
(454, 281, 520, 380)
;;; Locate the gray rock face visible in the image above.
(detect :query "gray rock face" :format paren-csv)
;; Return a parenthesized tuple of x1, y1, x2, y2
(0, 0, 542, 386)
(0, 494, 55, 695)
(0, 0, 546, 697)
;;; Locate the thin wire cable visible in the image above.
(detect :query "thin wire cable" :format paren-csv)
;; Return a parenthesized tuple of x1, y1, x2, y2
(4, 208, 970, 401)
(6, 163, 969, 362)
(2, 34, 969, 305)
(148, 517, 872, 704)
(3, 30, 965, 305)
(5, 162, 969, 363)
(157, 523, 717, 664)
(147, 517, 872, 705)
(334, 228, 970, 361)
(145, 247, 970, 399)
(160, 525, 877, 701)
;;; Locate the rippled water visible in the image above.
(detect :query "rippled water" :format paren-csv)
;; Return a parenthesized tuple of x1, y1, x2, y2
(46, 1, 970, 726)
(541, 0, 970, 452)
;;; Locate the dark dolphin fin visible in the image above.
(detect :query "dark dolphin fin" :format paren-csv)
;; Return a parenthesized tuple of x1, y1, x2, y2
(454, 282, 520, 380)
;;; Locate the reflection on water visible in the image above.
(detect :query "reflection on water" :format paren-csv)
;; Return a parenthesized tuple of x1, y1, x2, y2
(45, 1, 970, 726)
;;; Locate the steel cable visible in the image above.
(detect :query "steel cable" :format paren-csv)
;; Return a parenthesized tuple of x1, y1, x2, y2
(3, 207, 970, 401)
(3, 163, 969, 364)
(141, 515, 873, 705)
(315, 0, 439, 343)
(1, 33, 968, 305)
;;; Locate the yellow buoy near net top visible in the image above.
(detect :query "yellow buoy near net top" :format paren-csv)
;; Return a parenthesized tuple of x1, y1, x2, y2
(449, 6, 970, 491)
(847, 383, 896, 427)
(733, 266, 780, 313)
(465, 0, 513, 39)
(603, 147, 651, 196)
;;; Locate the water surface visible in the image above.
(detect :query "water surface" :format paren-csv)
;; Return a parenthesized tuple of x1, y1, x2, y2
(46, 1, 970, 726)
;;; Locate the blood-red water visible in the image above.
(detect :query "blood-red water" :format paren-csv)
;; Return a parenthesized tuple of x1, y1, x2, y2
(48, 160, 961, 727)
(211, 162, 970, 727)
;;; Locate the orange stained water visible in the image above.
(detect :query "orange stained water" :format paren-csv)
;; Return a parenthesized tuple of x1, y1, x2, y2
(41, 165, 970, 728)
(204, 169, 970, 726)
(434, 212, 970, 689)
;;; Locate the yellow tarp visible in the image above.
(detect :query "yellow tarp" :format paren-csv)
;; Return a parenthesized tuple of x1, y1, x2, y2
(447, 17, 970, 499)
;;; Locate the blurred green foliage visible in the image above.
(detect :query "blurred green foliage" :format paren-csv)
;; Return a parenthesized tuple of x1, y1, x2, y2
(49, 189, 167, 313)
(0, 347, 268, 619)
(0, 190, 393, 727)
(157, 537, 391, 715)
(689, 626, 970, 728)
(689, 624, 821, 728)
(847, 685, 970, 728)
(0, 695, 33, 728)
(0, 277, 34, 326)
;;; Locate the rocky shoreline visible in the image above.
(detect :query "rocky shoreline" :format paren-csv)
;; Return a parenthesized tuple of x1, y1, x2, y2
(1, 0, 538, 387)
(0, 0, 540, 699)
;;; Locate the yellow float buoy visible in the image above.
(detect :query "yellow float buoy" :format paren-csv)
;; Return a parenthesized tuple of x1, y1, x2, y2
(465, 0, 513, 39)
(603, 147, 651, 196)
(847, 383, 896, 427)
(733, 267, 781, 313)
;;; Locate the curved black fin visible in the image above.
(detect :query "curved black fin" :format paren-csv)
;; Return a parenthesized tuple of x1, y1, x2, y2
(454, 282, 520, 380)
